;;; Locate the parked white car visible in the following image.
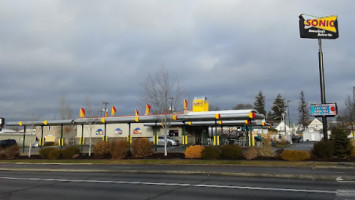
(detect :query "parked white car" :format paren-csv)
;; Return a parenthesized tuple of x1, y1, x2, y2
(149, 136, 179, 146)
(32, 141, 39, 148)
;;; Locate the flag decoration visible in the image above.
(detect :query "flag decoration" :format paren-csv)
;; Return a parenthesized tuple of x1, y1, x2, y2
(215, 113, 221, 119)
(18, 121, 23, 126)
(217, 120, 222, 125)
(172, 114, 177, 121)
(43, 120, 48, 125)
(184, 99, 188, 110)
(245, 120, 250, 124)
(134, 109, 139, 122)
(80, 107, 85, 118)
(101, 118, 106, 123)
(111, 106, 117, 116)
(187, 121, 192, 125)
(105, 111, 108, 117)
(145, 104, 151, 115)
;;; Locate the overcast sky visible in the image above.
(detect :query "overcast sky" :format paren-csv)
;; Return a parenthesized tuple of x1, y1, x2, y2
(1, 0, 354, 123)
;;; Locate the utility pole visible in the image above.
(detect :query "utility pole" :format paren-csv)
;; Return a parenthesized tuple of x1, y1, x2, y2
(102, 101, 109, 117)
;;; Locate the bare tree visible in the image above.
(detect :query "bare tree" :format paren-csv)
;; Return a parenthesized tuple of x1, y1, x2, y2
(209, 104, 221, 111)
(233, 104, 253, 110)
(338, 95, 355, 123)
(141, 67, 183, 156)
(58, 92, 73, 120)
(58, 92, 75, 145)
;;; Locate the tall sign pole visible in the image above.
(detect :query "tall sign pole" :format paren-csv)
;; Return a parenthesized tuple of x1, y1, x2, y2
(299, 14, 339, 140)
(318, 39, 328, 139)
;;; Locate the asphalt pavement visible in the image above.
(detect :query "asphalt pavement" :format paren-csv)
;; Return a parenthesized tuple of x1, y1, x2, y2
(1, 162, 355, 181)
(0, 171, 354, 200)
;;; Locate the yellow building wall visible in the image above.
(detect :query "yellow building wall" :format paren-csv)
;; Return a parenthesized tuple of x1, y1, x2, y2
(192, 97, 209, 112)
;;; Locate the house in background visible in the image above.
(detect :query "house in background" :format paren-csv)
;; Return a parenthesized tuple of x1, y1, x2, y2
(302, 127, 322, 142)
(302, 118, 332, 142)
(275, 120, 292, 142)
(307, 118, 323, 131)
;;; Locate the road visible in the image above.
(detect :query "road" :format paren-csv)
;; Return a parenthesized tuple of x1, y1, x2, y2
(0, 171, 354, 200)
(1, 163, 355, 180)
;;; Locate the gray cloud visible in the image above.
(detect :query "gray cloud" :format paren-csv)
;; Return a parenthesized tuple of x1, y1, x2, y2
(0, 0, 354, 123)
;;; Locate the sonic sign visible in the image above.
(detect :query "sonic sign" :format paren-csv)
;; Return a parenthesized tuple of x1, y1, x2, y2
(299, 14, 338, 39)
(311, 103, 337, 117)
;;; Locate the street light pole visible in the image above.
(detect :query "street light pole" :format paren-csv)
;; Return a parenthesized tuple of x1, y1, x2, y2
(287, 100, 291, 128)
(169, 97, 174, 113)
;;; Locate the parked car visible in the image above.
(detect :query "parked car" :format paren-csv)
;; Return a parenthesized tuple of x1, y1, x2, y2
(292, 135, 303, 143)
(0, 139, 17, 148)
(149, 136, 179, 146)
(32, 141, 39, 148)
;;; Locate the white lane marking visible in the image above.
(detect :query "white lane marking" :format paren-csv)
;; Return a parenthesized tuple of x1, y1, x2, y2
(336, 176, 355, 183)
(336, 176, 343, 181)
(336, 190, 355, 198)
(0, 176, 336, 194)
(195, 184, 336, 193)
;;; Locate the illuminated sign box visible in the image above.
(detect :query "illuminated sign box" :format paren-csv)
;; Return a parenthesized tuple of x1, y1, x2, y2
(299, 14, 339, 39)
(311, 103, 337, 117)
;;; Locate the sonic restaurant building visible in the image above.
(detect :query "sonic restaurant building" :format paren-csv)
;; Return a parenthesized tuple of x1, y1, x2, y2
(6, 98, 268, 147)
(75, 110, 265, 146)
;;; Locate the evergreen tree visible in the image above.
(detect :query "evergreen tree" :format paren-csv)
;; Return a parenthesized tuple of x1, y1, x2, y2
(271, 94, 285, 123)
(298, 91, 310, 130)
(254, 90, 266, 116)
(330, 126, 352, 158)
(266, 111, 275, 125)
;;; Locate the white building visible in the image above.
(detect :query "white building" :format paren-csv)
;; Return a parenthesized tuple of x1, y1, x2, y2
(275, 120, 292, 142)
(302, 127, 323, 142)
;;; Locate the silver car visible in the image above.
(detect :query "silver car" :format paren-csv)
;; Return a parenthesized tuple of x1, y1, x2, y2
(149, 136, 179, 146)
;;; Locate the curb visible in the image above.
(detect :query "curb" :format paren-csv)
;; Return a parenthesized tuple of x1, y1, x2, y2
(0, 167, 354, 181)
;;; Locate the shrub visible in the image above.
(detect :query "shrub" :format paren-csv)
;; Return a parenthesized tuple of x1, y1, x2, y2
(275, 148, 284, 157)
(4, 145, 20, 159)
(62, 146, 81, 159)
(243, 147, 258, 160)
(351, 140, 355, 158)
(132, 138, 153, 158)
(48, 149, 62, 160)
(265, 133, 272, 144)
(110, 140, 130, 159)
(185, 145, 204, 159)
(280, 150, 311, 161)
(257, 140, 275, 158)
(39, 147, 56, 159)
(331, 126, 352, 159)
(44, 142, 55, 146)
(220, 144, 242, 159)
(93, 141, 110, 158)
(312, 140, 334, 159)
(0, 149, 5, 159)
(201, 146, 221, 160)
